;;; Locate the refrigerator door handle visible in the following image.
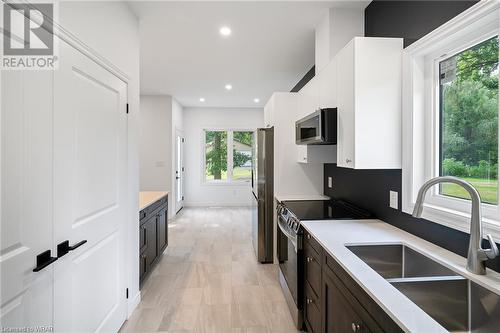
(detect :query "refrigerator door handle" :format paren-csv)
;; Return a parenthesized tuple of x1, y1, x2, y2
(251, 168, 254, 189)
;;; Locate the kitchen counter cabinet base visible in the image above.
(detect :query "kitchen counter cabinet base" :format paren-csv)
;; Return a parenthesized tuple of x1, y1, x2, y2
(139, 194, 168, 286)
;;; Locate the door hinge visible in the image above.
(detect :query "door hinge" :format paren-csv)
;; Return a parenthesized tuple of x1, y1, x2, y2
(126, 103, 129, 114)
(182, 196, 184, 201)
(182, 138, 185, 143)
(126, 288, 129, 299)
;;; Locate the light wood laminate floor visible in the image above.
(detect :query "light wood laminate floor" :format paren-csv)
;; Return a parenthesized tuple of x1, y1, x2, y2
(120, 207, 301, 333)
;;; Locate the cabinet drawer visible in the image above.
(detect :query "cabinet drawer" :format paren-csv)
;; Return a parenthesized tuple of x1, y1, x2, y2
(304, 245, 321, 297)
(305, 281, 321, 333)
(304, 230, 321, 255)
(145, 196, 167, 216)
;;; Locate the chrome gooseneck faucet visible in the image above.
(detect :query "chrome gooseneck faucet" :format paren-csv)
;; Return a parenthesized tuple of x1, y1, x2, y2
(412, 176, 499, 275)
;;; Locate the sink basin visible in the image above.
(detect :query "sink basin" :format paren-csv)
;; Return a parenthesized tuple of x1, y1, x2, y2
(347, 243, 500, 332)
(347, 244, 457, 279)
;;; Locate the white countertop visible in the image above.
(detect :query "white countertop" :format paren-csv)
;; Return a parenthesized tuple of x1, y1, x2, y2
(301, 219, 500, 333)
(274, 194, 330, 202)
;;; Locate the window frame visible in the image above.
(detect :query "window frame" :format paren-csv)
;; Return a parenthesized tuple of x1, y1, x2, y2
(201, 128, 254, 186)
(402, 1, 500, 240)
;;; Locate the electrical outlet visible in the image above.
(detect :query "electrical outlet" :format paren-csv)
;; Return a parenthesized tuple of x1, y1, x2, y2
(389, 191, 398, 210)
(328, 177, 333, 188)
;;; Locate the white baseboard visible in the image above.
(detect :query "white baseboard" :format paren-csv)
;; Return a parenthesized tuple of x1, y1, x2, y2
(184, 202, 252, 207)
(127, 291, 141, 317)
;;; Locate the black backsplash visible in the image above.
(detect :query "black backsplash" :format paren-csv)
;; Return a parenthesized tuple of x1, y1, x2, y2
(365, 0, 479, 47)
(323, 165, 500, 272)
(322, 0, 500, 273)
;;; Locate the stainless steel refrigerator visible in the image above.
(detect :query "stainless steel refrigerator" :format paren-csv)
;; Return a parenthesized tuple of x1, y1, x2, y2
(251, 127, 274, 263)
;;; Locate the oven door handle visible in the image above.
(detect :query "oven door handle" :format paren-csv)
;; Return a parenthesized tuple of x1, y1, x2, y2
(277, 217, 298, 252)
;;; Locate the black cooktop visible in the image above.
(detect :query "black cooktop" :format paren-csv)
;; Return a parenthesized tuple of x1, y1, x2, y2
(281, 199, 372, 220)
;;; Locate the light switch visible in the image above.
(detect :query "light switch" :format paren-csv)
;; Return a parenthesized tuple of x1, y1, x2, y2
(389, 191, 398, 210)
(328, 177, 333, 188)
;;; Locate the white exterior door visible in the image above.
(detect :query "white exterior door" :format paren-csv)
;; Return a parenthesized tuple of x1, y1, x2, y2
(175, 131, 184, 213)
(1, 70, 55, 331)
(52, 41, 128, 332)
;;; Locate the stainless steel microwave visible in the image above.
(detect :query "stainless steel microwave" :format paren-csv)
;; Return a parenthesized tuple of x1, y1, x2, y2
(295, 108, 337, 145)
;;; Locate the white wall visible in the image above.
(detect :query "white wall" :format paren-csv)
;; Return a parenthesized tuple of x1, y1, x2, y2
(140, 96, 172, 191)
(183, 107, 264, 207)
(59, 1, 141, 316)
(315, 7, 364, 73)
(139, 95, 184, 218)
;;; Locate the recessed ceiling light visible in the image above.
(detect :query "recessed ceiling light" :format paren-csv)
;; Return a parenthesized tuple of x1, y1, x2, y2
(225, 84, 232, 90)
(253, 98, 260, 103)
(199, 97, 205, 102)
(219, 26, 232, 37)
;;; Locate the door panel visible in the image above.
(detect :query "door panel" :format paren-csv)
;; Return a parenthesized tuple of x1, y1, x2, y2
(53, 40, 127, 333)
(336, 41, 355, 168)
(175, 132, 184, 213)
(1, 70, 54, 330)
(145, 216, 157, 267)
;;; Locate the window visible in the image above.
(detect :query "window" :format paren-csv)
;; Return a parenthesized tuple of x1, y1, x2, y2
(402, 1, 500, 239)
(439, 37, 499, 205)
(232, 131, 253, 181)
(205, 131, 228, 181)
(204, 129, 253, 183)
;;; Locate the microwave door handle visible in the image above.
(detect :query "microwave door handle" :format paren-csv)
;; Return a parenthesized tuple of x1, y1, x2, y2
(318, 109, 323, 141)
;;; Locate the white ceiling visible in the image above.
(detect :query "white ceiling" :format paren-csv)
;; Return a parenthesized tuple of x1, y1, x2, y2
(127, 1, 368, 108)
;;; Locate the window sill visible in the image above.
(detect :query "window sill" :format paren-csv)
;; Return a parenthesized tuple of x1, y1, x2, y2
(403, 201, 500, 243)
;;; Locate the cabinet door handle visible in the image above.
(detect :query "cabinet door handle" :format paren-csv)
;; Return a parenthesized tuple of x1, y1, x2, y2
(346, 158, 352, 164)
(306, 256, 314, 263)
(351, 323, 361, 332)
(33, 250, 58, 272)
(56, 240, 87, 258)
(141, 254, 146, 259)
(306, 234, 311, 240)
(306, 298, 313, 305)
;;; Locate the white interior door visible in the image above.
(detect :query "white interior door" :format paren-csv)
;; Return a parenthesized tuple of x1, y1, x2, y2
(175, 131, 184, 213)
(53, 40, 128, 333)
(1, 70, 55, 330)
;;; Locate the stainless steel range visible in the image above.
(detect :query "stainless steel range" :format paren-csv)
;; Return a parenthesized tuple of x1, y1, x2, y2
(276, 199, 372, 329)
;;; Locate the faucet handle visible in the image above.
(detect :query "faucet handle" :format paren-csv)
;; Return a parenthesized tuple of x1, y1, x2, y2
(484, 234, 500, 260)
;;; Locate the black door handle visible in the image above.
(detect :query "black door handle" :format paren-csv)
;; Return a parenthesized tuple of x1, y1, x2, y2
(57, 240, 87, 258)
(33, 250, 57, 272)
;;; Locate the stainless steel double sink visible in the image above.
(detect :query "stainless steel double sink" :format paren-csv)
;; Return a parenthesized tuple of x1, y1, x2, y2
(347, 244, 500, 332)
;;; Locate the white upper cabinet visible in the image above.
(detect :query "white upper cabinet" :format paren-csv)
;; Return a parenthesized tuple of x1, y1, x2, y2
(297, 145, 337, 164)
(336, 37, 403, 169)
(264, 96, 275, 127)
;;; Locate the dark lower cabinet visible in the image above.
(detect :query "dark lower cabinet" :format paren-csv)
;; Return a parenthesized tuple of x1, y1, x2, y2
(305, 281, 322, 333)
(323, 264, 381, 333)
(303, 230, 403, 333)
(139, 194, 168, 285)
